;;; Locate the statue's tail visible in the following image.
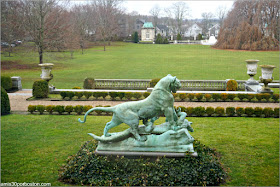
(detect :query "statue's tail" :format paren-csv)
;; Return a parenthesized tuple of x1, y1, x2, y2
(78, 107, 115, 123)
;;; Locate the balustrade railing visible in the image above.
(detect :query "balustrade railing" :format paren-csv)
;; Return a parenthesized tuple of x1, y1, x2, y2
(94, 79, 251, 91)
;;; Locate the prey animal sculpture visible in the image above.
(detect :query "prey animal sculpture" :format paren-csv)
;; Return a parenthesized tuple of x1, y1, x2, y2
(78, 74, 181, 142)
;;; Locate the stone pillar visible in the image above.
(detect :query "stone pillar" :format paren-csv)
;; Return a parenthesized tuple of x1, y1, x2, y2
(11, 76, 22, 90)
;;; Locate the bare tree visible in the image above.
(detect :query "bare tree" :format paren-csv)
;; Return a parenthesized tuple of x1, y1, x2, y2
(22, 0, 69, 64)
(201, 12, 214, 36)
(164, 2, 190, 35)
(1, 1, 25, 56)
(92, 0, 123, 51)
(216, 5, 228, 27)
(149, 4, 161, 27)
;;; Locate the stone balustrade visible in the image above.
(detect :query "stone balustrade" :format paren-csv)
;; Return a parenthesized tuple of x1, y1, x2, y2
(94, 79, 249, 91)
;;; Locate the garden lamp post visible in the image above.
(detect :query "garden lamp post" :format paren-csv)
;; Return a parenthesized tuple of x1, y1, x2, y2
(258, 65, 276, 93)
(245, 59, 259, 85)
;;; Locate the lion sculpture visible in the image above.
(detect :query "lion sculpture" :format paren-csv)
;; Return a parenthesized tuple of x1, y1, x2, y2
(78, 74, 181, 142)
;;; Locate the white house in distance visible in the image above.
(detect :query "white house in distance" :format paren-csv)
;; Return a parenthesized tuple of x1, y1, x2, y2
(156, 25, 169, 37)
(208, 24, 220, 38)
(183, 23, 202, 40)
(141, 22, 155, 41)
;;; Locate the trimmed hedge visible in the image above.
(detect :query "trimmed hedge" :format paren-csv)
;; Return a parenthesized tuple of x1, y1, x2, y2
(226, 79, 238, 91)
(1, 76, 12, 91)
(32, 80, 49, 98)
(58, 140, 228, 186)
(1, 87, 11, 115)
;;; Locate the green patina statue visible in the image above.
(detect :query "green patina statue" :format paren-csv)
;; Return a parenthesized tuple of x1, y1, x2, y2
(79, 74, 195, 153)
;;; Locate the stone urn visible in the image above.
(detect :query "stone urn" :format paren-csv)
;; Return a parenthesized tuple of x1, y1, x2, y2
(245, 59, 259, 85)
(258, 65, 276, 93)
(38, 63, 54, 82)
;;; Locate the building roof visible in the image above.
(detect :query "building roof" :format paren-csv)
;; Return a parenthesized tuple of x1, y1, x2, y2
(156, 25, 168, 31)
(143, 22, 154, 28)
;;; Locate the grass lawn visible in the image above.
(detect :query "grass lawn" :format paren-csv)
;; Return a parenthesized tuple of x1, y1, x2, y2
(1, 42, 279, 89)
(1, 114, 279, 186)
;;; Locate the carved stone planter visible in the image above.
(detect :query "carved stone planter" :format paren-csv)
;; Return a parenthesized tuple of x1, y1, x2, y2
(258, 65, 276, 93)
(38, 63, 54, 82)
(245, 59, 259, 85)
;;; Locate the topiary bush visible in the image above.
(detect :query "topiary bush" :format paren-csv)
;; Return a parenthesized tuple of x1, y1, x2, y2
(109, 92, 118, 100)
(215, 107, 225, 116)
(75, 92, 84, 99)
(226, 79, 238, 91)
(59, 140, 228, 186)
(65, 105, 74, 115)
(226, 107, 235, 117)
(95, 105, 103, 115)
(179, 93, 187, 101)
(1, 76, 12, 91)
(236, 107, 245, 117)
(245, 107, 254, 117)
(117, 92, 125, 100)
(83, 92, 92, 100)
(262, 93, 271, 102)
(220, 93, 228, 101)
(204, 94, 212, 101)
(272, 94, 279, 103)
(172, 93, 178, 100)
(237, 94, 246, 101)
(28, 105, 36, 114)
(263, 107, 273, 118)
(67, 92, 75, 100)
(254, 107, 263, 117)
(1, 87, 11, 115)
(206, 107, 215, 116)
(125, 92, 133, 100)
(247, 94, 255, 102)
(60, 91, 67, 99)
(274, 108, 279, 118)
(83, 105, 92, 113)
(32, 80, 49, 98)
(46, 105, 55, 114)
(54, 105, 65, 115)
(83, 78, 95, 89)
(212, 93, 221, 101)
(186, 107, 194, 117)
(150, 78, 160, 87)
(255, 94, 263, 102)
(74, 105, 84, 115)
(227, 94, 236, 101)
(195, 93, 203, 101)
(36, 105, 45, 115)
(187, 93, 195, 101)
(133, 92, 142, 100)
(143, 92, 150, 98)
(193, 107, 205, 117)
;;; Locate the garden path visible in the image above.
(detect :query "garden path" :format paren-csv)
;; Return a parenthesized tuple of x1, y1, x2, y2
(8, 90, 279, 112)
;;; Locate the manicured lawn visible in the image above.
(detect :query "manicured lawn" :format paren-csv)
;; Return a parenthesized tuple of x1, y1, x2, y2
(1, 43, 279, 89)
(1, 114, 279, 186)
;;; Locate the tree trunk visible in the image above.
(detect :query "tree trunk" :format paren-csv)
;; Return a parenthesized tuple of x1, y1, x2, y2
(39, 45, 43, 64)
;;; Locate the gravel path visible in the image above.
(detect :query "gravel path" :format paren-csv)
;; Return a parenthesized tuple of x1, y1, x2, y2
(8, 90, 279, 112)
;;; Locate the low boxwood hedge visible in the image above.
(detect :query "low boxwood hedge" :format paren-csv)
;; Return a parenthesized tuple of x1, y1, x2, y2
(58, 140, 228, 186)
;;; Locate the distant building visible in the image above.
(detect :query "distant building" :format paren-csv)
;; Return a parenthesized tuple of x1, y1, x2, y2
(156, 25, 169, 37)
(135, 19, 145, 35)
(208, 24, 220, 38)
(141, 22, 155, 41)
(183, 23, 202, 40)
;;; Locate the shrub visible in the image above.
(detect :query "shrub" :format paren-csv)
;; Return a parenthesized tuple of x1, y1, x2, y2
(237, 94, 246, 101)
(220, 93, 228, 101)
(59, 140, 228, 186)
(274, 108, 279, 118)
(186, 107, 193, 116)
(179, 106, 187, 113)
(83, 92, 92, 99)
(46, 105, 55, 114)
(133, 92, 142, 100)
(263, 107, 273, 118)
(226, 107, 235, 117)
(60, 91, 67, 99)
(67, 92, 75, 100)
(100, 92, 108, 99)
(104, 105, 112, 115)
(245, 107, 254, 117)
(54, 105, 65, 115)
(179, 93, 187, 101)
(72, 87, 81, 89)
(247, 94, 255, 102)
(193, 107, 205, 117)
(109, 92, 118, 100)
(143, 92, 150, 98)
(206, 107, 215, 116)
(28, 105, 36, 114)
(83, 105, 93, 113)
(1, 87, 10, 115)
(92, 92, 99, 99)
(36, 105, 45, 115)
(65, 105, 74, 115)
(95, 105, 103, 115)
(195, 93, 203, 101)
(227, 94, 236, 101)
(83, 78, 95, 89)
(262, 93, 271, 102)
(212, 93, 221, 101)
(75, 92, 84, 99)
(74, 105, 84, 115)
(204, 94, 212, 101)
(1, 76, 12, 91)
(272, 94, 279, 102)
(117, 92, 125, 100)
(236, 107, 245, 117)
(226, 79, 238, 91)
(155, 33, 163, 44)
(254, 107, 263, 117)
(150, 78, 160, 87)
(215, 107, 225, 116)
(176, 33, 182, 40)
(125, 92, 133, 100)
(256, 94, 263, 102)
(172, 93, 178, 99)
(32, 80, 49, 98)
(132, 31, 139, 43)
(187, 93, 195, 101)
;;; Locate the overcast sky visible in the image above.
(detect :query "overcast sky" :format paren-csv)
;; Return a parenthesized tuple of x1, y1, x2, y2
(123, 1, 234, 19)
